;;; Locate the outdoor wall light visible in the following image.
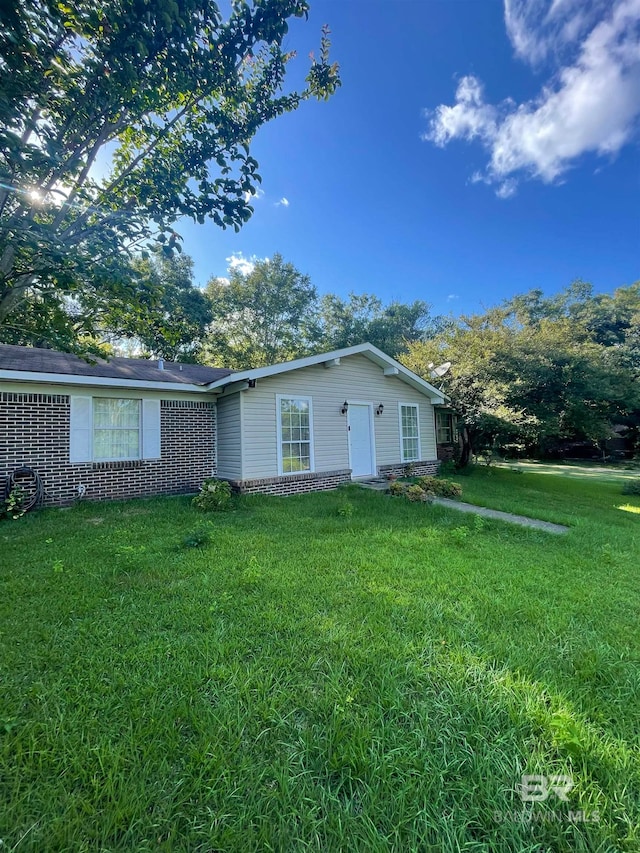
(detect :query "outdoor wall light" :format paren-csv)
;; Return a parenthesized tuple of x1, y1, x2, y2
(341, 401, 349, 415)
(375, 403, 384, 416)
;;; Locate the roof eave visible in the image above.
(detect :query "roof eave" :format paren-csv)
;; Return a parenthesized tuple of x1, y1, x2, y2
(0, 369, 212, 393)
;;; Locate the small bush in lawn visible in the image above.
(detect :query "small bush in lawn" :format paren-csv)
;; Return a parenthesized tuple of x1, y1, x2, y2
(449, 525, 470, 543)
(181, 529, 211, 549)
(621, 479, 640, 496)
(337, 502, 354, 518)
(192, 478, 233, 512)
(417, 476, 462, 499)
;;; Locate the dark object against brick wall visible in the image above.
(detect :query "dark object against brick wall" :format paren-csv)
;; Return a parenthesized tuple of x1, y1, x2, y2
(0, 393, 216, 505)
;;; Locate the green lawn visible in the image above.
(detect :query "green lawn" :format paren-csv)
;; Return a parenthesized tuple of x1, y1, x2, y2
(1, 468, 638, 851)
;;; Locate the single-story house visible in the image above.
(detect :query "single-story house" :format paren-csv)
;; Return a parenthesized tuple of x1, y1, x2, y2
(0, 342, 447, 505)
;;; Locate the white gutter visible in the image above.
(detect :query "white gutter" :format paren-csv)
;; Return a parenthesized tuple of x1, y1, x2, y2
(0, 369, 214, 393)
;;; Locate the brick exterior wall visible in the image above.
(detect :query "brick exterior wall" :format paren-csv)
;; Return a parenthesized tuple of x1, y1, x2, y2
(227, 468, 352, 496)
(437, 443, 455, 461)
(378, 459, 440, 478)
(0, 393, 215, 506)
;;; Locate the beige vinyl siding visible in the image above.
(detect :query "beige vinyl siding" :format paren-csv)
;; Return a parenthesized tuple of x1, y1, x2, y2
(215, 393, 243, 479)
(241, 353, 437, 480)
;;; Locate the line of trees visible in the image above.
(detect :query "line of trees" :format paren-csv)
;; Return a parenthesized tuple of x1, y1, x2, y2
(3, 225, 638, 461)
(96, 250, 437, 365)
(404, 281, 640, 463)
(203, 254, 437, 367)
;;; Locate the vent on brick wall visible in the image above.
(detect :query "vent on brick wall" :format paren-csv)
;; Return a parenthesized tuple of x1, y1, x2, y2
(1, 392, 67, 404)
(92, 460, 147, 470)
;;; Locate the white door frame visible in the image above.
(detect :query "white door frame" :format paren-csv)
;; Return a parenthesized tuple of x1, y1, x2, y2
(346, 400, 376, 478)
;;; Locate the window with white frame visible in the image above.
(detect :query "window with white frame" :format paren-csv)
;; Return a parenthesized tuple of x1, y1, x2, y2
(278, 396, 313, 474)
(399, 404, 420, 462)
(436, 410, 455, 444)
(93, 398, 141, 461)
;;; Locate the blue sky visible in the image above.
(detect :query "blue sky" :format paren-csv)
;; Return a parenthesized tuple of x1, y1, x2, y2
(180, 0, 639, 317)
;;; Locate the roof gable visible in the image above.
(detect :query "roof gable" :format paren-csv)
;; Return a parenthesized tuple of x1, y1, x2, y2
(205, 343, 446, 402)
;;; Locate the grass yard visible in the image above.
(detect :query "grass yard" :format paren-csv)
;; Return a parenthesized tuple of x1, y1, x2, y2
(1, 467, 639, 852)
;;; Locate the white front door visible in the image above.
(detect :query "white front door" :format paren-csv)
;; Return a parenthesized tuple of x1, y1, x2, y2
(348, 403, 375, 478)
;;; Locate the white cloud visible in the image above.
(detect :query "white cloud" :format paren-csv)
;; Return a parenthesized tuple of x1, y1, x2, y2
(447, 293, 460, 301)
(243, 187, 265, 204)
(226, 252, 257, 275)
(224, 252, 270, 277)
(495, 179, 518, 199)
(426, 77, 498, 148)
(423, 0, 640, 196)
(503, 0, 604, 65)
(275, 197, 290, 207)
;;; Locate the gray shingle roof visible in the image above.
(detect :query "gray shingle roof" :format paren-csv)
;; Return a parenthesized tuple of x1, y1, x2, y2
(0, 344, 233, 386)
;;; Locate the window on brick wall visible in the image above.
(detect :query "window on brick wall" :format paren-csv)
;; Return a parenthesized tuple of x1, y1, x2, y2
(277, 396, 314, 475)
(93, 398, 141, 461)
(70, 396, 161, 463)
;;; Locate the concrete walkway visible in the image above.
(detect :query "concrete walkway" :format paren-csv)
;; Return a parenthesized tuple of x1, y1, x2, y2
(432, 497, 569, 534)
(356, 480, 569, 533)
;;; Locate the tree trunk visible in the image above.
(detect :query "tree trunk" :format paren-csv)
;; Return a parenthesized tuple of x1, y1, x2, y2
(457, 425, 473, 468)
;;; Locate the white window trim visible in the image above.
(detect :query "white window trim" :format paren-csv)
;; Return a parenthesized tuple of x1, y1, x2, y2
(276, 394, 315, 476)
(398, 402, 422, 463)
(92, 397, 142, 462)
(436, 410, 454, 444)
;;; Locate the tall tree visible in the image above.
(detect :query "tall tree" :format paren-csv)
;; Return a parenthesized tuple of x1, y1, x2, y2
(317, 292, 434, 357)
(105, 251, 212, 362)
(0, 1, 339, 354)
(203, 254, 318, 368)
(316, 293, 381, 351)
(403, 310, 523, 466)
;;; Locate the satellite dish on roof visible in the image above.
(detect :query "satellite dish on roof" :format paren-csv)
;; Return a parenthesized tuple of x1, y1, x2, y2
(429, 361, 451, 379)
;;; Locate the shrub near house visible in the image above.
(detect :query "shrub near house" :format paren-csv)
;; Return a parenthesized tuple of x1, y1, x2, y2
(389, 476, 463, 502)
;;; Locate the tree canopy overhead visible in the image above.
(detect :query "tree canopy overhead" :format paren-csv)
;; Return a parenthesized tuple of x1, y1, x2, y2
(0, 0, 340, 353)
